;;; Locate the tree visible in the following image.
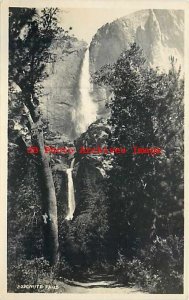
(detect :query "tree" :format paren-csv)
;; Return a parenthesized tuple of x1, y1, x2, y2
(93, 43, 184, 258)
(9, 8, 67, 265)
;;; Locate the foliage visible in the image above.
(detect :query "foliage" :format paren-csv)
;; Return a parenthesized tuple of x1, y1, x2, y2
(8, 257, 51, 292)
(8, 142, 43, 253)
(9, 8, 59, 86)
(93, 43, 184, 292)
(115, 235, 183, 293)
(53, 258, 75, 281)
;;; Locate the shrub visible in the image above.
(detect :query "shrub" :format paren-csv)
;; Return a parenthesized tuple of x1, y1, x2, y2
(115, 235, 183, 293)
(7, 257, 51, 292)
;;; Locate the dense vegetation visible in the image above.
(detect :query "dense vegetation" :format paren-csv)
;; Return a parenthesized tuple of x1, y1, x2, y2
(93, 43, 184, 293)
(8, 8, 184, 294)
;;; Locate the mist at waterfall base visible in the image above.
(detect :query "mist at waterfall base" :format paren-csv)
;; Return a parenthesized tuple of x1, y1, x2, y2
(75, 48, 97, 134)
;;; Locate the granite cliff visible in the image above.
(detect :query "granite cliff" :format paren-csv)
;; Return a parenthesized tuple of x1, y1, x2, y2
(40, 36, 87, 140)
(89, 9, 184, 116)
(90, 9, 184, 72)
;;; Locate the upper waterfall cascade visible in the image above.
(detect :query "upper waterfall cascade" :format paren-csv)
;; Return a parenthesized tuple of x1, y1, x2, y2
(77, 48, 97, 133)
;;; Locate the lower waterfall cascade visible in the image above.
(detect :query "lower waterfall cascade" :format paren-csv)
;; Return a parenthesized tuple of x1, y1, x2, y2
(65, 158, 76, 220)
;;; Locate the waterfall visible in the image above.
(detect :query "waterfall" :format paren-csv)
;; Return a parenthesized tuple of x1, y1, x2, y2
(65, 158, 76, 221)
(77, 48, 97, 133)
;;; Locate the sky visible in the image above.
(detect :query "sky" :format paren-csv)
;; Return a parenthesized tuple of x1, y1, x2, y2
(59, 8, 137, 44)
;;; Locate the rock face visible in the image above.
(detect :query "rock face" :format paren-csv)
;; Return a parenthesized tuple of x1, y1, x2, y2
(73, 118, 113, 206)
(41, 36, 87, 140)
(89, 9, 184, 116)
(90, 9, 184, 72)
(74, 118, 112, 173)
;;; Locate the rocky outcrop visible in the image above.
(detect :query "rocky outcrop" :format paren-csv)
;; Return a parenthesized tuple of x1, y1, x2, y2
(73, 118, 113, 213)
(74, 118, 112, 173)
(89, 9, 184, 116)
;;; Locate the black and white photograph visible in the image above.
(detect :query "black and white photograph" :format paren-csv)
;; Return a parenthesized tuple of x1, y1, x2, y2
(0, 0, 188, 297)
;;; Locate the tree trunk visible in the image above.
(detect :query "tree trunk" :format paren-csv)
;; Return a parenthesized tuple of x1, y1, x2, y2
(37, 130, 59, 265)
(24, 103, 59, 265)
